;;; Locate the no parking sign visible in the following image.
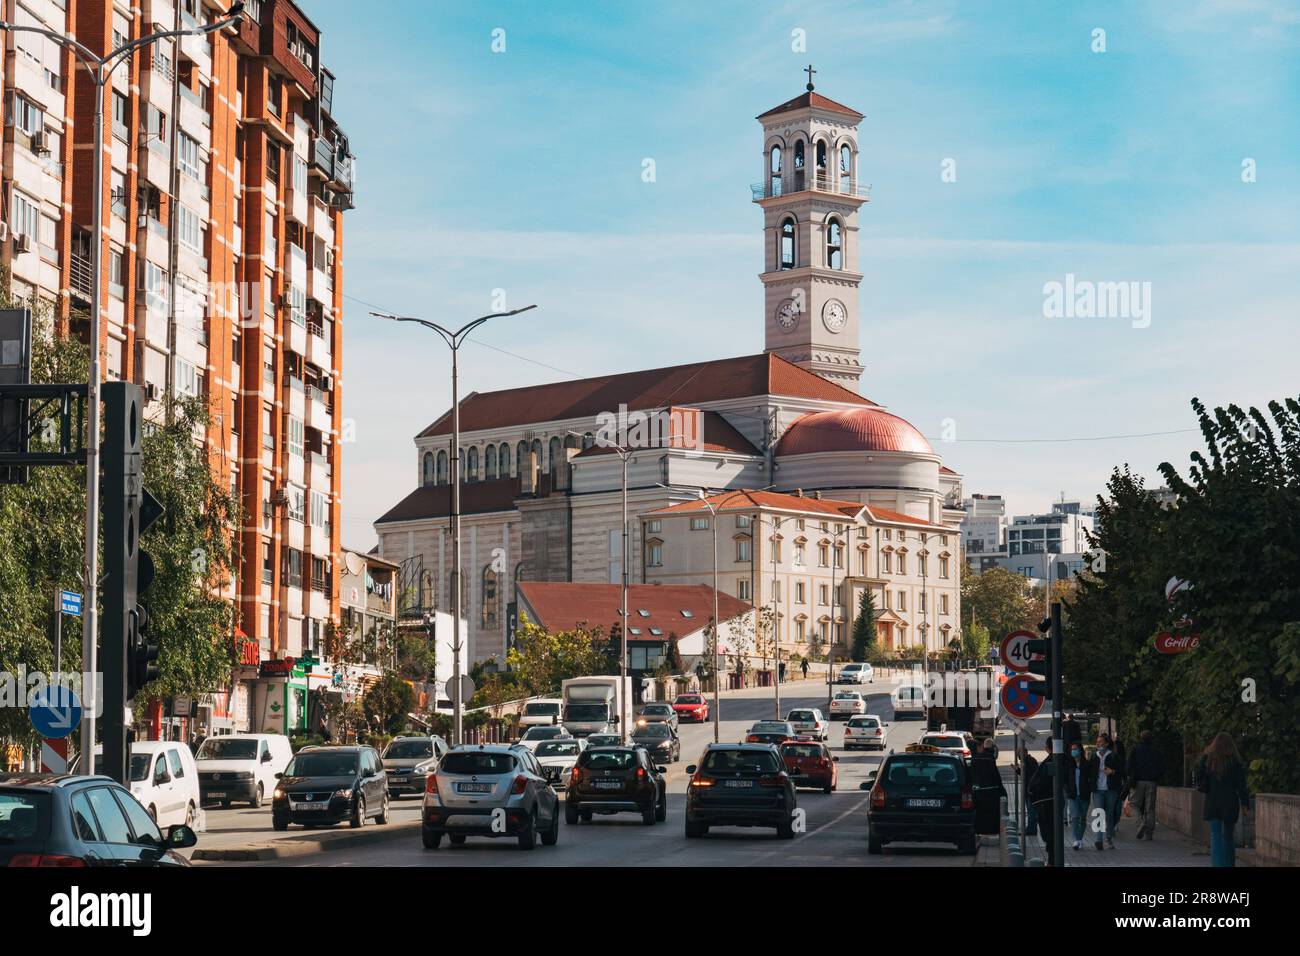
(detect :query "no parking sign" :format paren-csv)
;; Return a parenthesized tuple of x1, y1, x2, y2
(1000, 674, 1044, 719)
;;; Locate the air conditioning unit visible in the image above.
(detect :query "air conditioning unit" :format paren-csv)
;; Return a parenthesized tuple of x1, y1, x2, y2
(137, 214, 149, 229)
(144, 382, 161, 402)
(279, 291, 292, 307)
(272, 487, 289, 506)
(30, 131, 51, 155)
(320, 374, 334, 391)
(0, 221, 11, 242)
(14, 234, 33, 254)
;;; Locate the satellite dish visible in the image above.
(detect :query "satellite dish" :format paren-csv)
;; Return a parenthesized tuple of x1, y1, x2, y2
(344, 552, 367, 576)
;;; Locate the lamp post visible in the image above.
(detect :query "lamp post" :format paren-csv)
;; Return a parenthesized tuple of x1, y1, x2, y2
(825, 522, 854, 715)
(569, 430, 631, 743)
(372, 305, 537, 746)
(0, 3, 246, 776)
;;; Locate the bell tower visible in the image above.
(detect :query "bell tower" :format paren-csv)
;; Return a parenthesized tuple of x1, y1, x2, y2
(755, 68, 867, 388)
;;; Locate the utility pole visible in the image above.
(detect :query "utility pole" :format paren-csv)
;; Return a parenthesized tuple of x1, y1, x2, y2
(1050, 600, 1065, 867)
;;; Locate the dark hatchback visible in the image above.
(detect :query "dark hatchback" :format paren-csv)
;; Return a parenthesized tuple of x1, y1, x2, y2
(565, 747, 667, 825)
(862, 749, 977, 855)
(271, 746, 389, 830)
(685, 744, 797, 839)
(0, 774, 197, 867)
(629, 722, 681, 763)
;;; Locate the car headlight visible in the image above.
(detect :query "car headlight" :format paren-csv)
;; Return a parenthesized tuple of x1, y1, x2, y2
(334, 788, 354, 799)
(273, 788, 285, 800)
(236, 771, 255, 780)
(413, 765, 428, 775)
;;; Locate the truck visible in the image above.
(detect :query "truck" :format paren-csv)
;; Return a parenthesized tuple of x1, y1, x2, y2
(561, 676, 633, 738)
(926, 667, 999, 745)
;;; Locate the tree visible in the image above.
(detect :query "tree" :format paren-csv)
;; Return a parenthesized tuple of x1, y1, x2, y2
(362, 672, 415, 736)
(850, 589, 878, 662)
(960, 621, 991, 662)
(962, 566, 1038, 641)
(504, 613, 607, 696)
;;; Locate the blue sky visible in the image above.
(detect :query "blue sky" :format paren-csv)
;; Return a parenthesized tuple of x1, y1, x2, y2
(305, 0, 1300, 546)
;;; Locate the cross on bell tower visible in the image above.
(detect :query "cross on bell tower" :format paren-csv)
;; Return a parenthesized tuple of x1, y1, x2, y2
(753, 75, 868, 389)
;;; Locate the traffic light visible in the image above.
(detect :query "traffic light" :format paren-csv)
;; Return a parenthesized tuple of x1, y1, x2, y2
(1025, 617, 1052, 697)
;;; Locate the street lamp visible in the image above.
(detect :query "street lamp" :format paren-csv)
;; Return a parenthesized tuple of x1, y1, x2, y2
(824, 522, 855, 715)
(0, 3, 247, 776)
(371, 305, 538, 746)
(568, 430, 632, 743)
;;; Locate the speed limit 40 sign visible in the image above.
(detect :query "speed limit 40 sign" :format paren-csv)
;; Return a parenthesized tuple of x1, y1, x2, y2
(1000, 630, 1039, 673)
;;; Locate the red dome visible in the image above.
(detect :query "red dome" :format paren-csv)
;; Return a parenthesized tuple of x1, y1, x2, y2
(775, 407, 934, 457)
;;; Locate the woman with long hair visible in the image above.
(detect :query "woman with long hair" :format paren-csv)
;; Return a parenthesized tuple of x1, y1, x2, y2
(1196, 732, 1251, 867)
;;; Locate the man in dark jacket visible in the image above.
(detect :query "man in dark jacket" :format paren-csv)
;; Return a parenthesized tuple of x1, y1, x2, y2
(1018, 743, 1040, 836)
(1126, 730, 1164, 840)
(969, 739, 1006, 835)
(1087, 733, 1124, 849)
(1062, 713, 1082, 750)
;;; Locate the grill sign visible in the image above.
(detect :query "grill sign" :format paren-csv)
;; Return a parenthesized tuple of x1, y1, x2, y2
(1155, 631, 1199, 654)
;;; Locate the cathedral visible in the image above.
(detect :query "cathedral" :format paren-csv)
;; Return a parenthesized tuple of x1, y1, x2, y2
(373, 79, 964, 673)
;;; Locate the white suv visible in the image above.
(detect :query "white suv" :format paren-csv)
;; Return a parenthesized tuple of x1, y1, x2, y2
(785, 708, 829, 741)
(836, 662, 874, 684)
(844, 714, 888, 751)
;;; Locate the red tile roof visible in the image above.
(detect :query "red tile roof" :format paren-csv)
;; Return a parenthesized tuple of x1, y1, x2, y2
(646, 489, 864, 519)
(757, 91, 864, 121)
(939, 466, 959, 475)
(419, 353, 873, 438)
(573, 411, 760, 458)
(517, 582, 752, 638)
(866, 506, 949, 531)
(374, 474, 555, 524)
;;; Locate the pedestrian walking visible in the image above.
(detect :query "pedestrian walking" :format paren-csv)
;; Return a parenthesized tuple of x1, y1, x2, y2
(1087, 732, 1124, 849)
(1018, 743, 1040, 836)
(1067, 739, 1094, 850)
(1196, 732, 1251, 868)
(1126, 730, 1164, 840)
(778, 660, 786, 682)
(800, 657, 809, 680)
(1028, 740, 1057, 863)
(970, 738, 1006, 836)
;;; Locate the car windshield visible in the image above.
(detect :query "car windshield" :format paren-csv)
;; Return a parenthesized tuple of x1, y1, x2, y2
(587, 735, 619, 747)
(384, 739, 433, 759)
(782, 744, 824, 759)
(285, 752, 359, 777)
(641, 705, 672, 716)
(129, 754, 152, 782)
(523, 702, 560, 716)
(752, 722, 789, 733)
(849, 717, 879, 727)
(924, 736, 964, 748)
(580, 750, 638, 770)
(787, 711, 815, 721)
(522, 726, 565, 740)
(702, 750, 781, 773)
(0, 791, 49, 846)
(441, 752, 516, 775)
(897, 686, 923, 700)
(835, 693, 860, 700)
(565, 703, 608, 721)
(535, 741, 581, 758)
(675, 695, 702, 704)
(633, 724, 671, 739)
(884, 757, 964, 789)
(196, 737, 259, 761)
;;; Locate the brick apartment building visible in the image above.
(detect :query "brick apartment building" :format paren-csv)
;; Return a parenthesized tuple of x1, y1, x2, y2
(1, 0, 356, 732)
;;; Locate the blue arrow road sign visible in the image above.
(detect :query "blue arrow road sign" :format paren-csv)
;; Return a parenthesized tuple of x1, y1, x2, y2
(59, 590, 82, 616)
(30, 685, 82, 739)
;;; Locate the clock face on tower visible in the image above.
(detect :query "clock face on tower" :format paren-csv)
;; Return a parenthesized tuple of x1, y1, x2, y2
(822, 299, 847, 333)
(775, 298, 799, 332)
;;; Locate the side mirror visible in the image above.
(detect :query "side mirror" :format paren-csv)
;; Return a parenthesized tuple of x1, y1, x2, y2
(832, 756, 840, 762)
(656, 766, 668, 774)
(685, 765, 697, 775)
(858, 781, 872, 791)
(167, 824, 198, 849)
(867, 770, 879, 780)
(261, 752, 273, 763)
(274, 772, 283, 779)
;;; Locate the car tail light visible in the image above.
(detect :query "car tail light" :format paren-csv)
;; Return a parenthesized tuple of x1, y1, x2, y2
(745, 735, 759, 743)
(871, 786, 886, 810)
(636, 766, 647, 780)
(512, 775, 528, 795)
(425, 774, 439, 795)
(570, 767, 581, 786)
(7, 853, 86, 868)
(689, 773, 714, 788)
(758, 774, 784, 787)
(961, 787, 974, 810)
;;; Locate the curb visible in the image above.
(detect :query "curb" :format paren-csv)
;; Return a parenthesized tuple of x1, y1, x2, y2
(191, 819, 419, 862)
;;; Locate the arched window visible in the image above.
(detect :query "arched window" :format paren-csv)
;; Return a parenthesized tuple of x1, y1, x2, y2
(436, 449, 448, 484)
(839, 144, 853, 194)
(422, 451, 434, 486)
(780, 217, 796, 270)
(485, 444, 497, 480)
(531, 438, 542, 468)
(582, 432, 595, 450)
(794, 140, 805, 170)
(516, 440, 528, 476)
(466, 446, 479, 482)
(815, 139, 827, 170)
(481, 563, 499, 628)
(769, 145, 782, 196)
(826, 217, 843, 270)
(548, 436, 562, 475)
(498, 442, 511, 477)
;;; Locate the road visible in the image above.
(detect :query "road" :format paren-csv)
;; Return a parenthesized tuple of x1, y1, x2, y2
(196, 676, 976, 867)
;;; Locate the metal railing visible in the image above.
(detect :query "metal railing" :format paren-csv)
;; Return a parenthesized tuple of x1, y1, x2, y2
(750, 175, 871, 202)
(69, 253, 92, 298)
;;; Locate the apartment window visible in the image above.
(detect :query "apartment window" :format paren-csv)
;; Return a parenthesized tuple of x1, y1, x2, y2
(939, 555, 950, 578)
(898, 554, 907, 575)
(690, 516, 709, 531)
(287, 285, 306, 326)
(12, 192, 40, 242)
(819, 584, 829, 605)
(646, 542, 663, 567)
(858, 550, 868, 575)
(108, 249, 124, 298)
(287, 416, 304, 458)
(9, 94, 43, 137)
(793, 542, 806, 565)
(738, 579, 751, 601)
(267, 76, 282, 117)
(293, 154, 308, 195)
(173, 357, 198, 398)
(771, 538, 782, 563)
(177, 205, 204, 253)
(919, 593, 928, 614)
(796, 619, 806, 642)
(284, 548, 303, 588)
(882, 551, 892, 574)
(834, 544, 844, 569)
(796, 519, 805, 531)
(818, 543, 829, 567)
(179, 132, 202, 181)
(264, 210, 277, 262)
(311, 557, 328, 593)
(286, 484, 305, 522)
(940, 594, 949, 615)
(646, 520, 661, 534)
(898, 591, 907, 612)
(736, 514, 752, 529)
(141, 262, 168, 309)
(736, 538, 752, 562)
(918, 555, 928, 578)
(261, 405, 274, 449)
(795, 581, 806, 604)
(111, 90, 129, 140)
(110, 170, 127, 218)
(261, 541, 273, 584)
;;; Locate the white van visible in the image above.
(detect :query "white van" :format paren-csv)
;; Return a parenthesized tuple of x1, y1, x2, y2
(518, 698, 563, 730)
(892, 683, 926, 720)
(129, 741, 201, 829)
(195, 733, 293, 808)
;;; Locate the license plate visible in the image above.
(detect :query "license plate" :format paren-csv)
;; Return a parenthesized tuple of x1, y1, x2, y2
(724, 779, 754, 788)
(297, 801, 328, 811)
(907, 798, 943, 808)
(208, 791, 227, 799)
(457, 782, 493, 793)
(593, 780, 623, 790)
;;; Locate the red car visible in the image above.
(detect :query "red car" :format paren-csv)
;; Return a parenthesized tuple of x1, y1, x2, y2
(779, 740, 839, 794)
(672, 693, 710, 723)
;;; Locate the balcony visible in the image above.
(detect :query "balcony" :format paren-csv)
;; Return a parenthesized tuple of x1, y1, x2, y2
(307, 385, 331, 433)
(69, 253, 92, 301)
(750, 174, 870, 202)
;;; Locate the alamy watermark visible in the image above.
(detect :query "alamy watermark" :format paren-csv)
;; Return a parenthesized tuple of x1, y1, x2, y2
(593, 404, 704, 456)
(1042, 273, 1152, 329)
(0, 668, 103, 717)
